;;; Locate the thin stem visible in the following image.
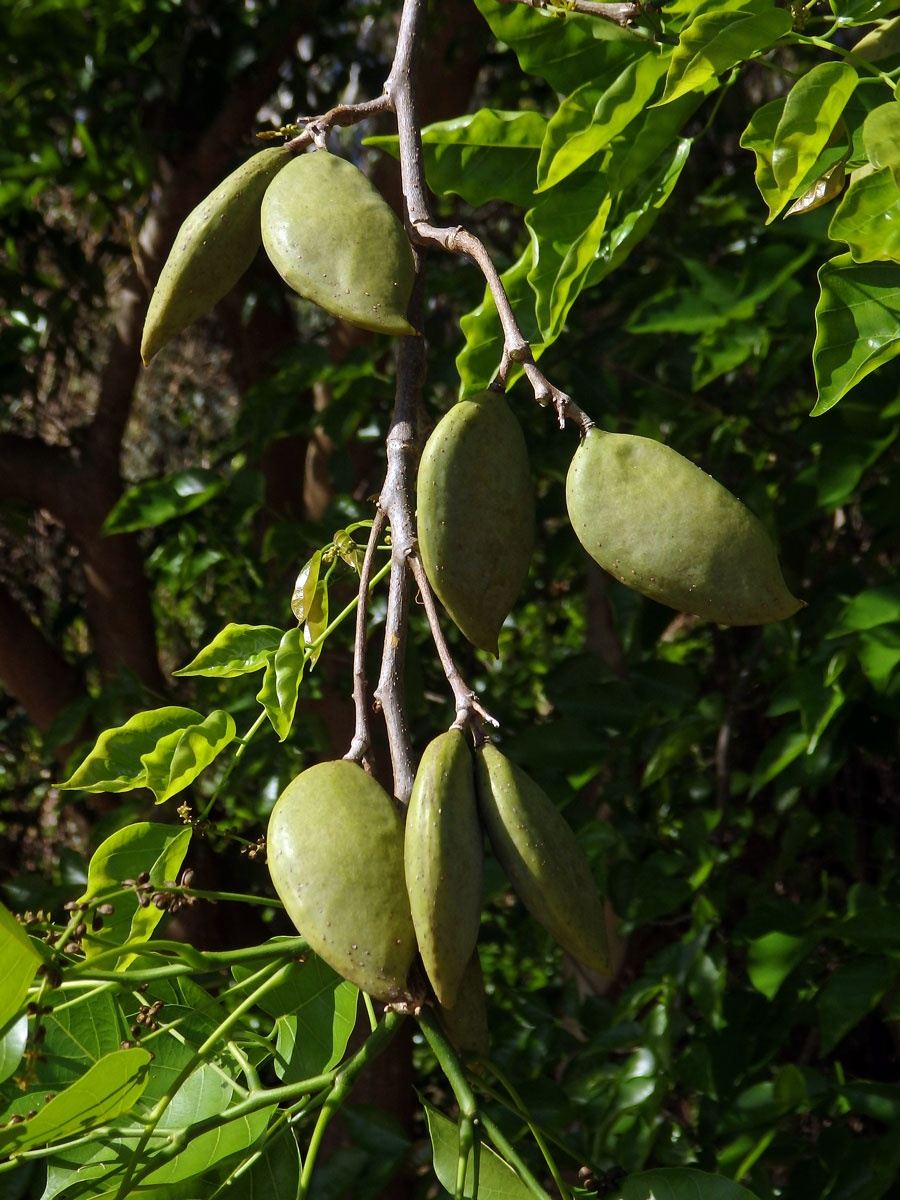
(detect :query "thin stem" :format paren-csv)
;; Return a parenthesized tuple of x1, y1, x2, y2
(345, 508, 388, 767)
(407, 554, 498, 737)
(197, 709, 268, 822)
(497, 0, 647, 27)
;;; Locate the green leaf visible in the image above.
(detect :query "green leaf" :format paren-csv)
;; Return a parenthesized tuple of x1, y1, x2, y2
(767, 62, 857, 220)
(855, 16, 900, 61)
(424, 1102, 534, 1199)
(215, 1126, 301, 1200)
(173, 623, 284, 678)
(256, 627, 305, 740)
(740, 97, 785, 217)
(79, 822, 192, 962)
(812, 253, 900, 414)
(303, 580, 329, 669)
(291, 553, 322, 624)
(829, 0, 900, 26)
(857, 626, 900, 690)
(746, 931, 813, 998)
(0, 903, 41, 1028)
(0, 1047, 151, 1154)
(367, 110, 547, 209)
(536, 51, 666, 191)
(618, 1169, 760, 1199)
(656, 2, 792, 107)
(474, 0, 639, 94)
(830, 584, 900, 633)
(819, 955, 899, 1053)
(57, 706, 221, 794)
(145, 1105, 275, 1186)
(0, 1015, 27, 1086)
(140, 709, 236, 803)
(828, 166, 900, 263)
(103, 469, 224, 534)
(748, 728, 808, 795)
(862, 101, 900, 182)
(263, 957, 359, 1083)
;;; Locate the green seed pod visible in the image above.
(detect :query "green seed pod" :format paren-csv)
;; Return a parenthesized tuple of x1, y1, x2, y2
(417, 392, 535, 656)
(566, 428, 803, 625)
(260, 151, 416, 336)
(141, 146, 292, 364)
(404, 730, 483, 1009)
(475, 744, 609, 973)
(267, 761, 416, 1002)
(435, 952, 490, 1061)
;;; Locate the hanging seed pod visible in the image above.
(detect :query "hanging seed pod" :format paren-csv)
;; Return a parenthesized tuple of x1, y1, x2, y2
(434, 952, 490, 1060)
(267, 761, 416, 1002)
(417, 391, 535, 656)
(261, 150, 416, 336)
(141, 146, 292, 363)
(475, 744, 609, 973)
(404, 730, 483, 1009)
(566, 429, 803, 625)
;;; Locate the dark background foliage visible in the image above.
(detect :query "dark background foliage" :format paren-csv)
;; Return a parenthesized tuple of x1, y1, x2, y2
(1, 0, 899, 1197)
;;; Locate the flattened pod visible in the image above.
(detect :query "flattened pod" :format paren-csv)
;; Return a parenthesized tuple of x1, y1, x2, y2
(260, 151, 416, 336)
(417, 392, 535, 656)
(267, 761, 416, 1002)
(475, 744, 609, 973)
(404, 730, 483, 1009)
(142, 146, 292, 364)
(566, 429, 803, 625)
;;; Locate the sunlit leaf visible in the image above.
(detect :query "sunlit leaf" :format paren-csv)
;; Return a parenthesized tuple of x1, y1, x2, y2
(102, 469, 224, 534)
(58, 706, 209, 793)
(302, 580, 329, 670)
(812, 253, 900, 413)
(862, 101, 900, 181)
(740, 97, 784, 217)
(829, 0, 900, 26)
(79, 822, 192, 963)
(829, 166, 900, 263)
(0, 1015, 27, 1086)
(854, 15, 900, 60)
(173, 623, 283, 678)
(536, 51, 666, 191)
(367, 109, 547, 209)
(856, 626, 900, 690)
(767, 62, 857, 221)
(0, 903, 41, 1029)
(291, 553, 322, 625)
(829, 584, 900, 633)
(656, 2, 792, 107)
(0, 1048, 151, 1154)
(256, 627, 305, 740)
(747, 931, 814, 998)
(748, 728, 808, 795)
(140, 709, 235, 802)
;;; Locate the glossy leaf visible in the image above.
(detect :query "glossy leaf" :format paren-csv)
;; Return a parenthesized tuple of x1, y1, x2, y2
(140, 708, 235, 803)
(856, 626, 900, 689)
(58, 706, 210, 793)
(144, 1106, 275, 1186)
(812, 253, 900, 413)
(829, 166, 900, 263)
(536, 51, 666, 192)
(256, 627, 305, 740)
(748, 729, 809, 795)
(474, 0, 639, 94)
(618, 1170, 760, 1199)
(766, 62, 858, 220)
(657, 3, 792, 107)
(173, 623, 283, 678)
(0, 1047, 151, 1154)
(424, 1102, 533, 1199)
(0, 903, 41, 1029)
(855, 16, 900, 60)
(367, 109, 547, 209)
(217, 1126, 302, 1200)
(291, 553, 322, 624)
(79, 822, 192, 961)
(103, 469, 224, 534)
(0, 1015, 27, 1086)
(740, 98, 784, 217)
(862, 101, 900, 181)
(829, 584, 900, 633)
(829, 0, 900, 25)
(303, 579, 329, 669)
(268, 959, 358, 1083)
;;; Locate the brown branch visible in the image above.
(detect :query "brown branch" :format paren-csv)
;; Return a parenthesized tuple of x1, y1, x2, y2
(407, 555, 499, 738)
(0, 436, 77, 520)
